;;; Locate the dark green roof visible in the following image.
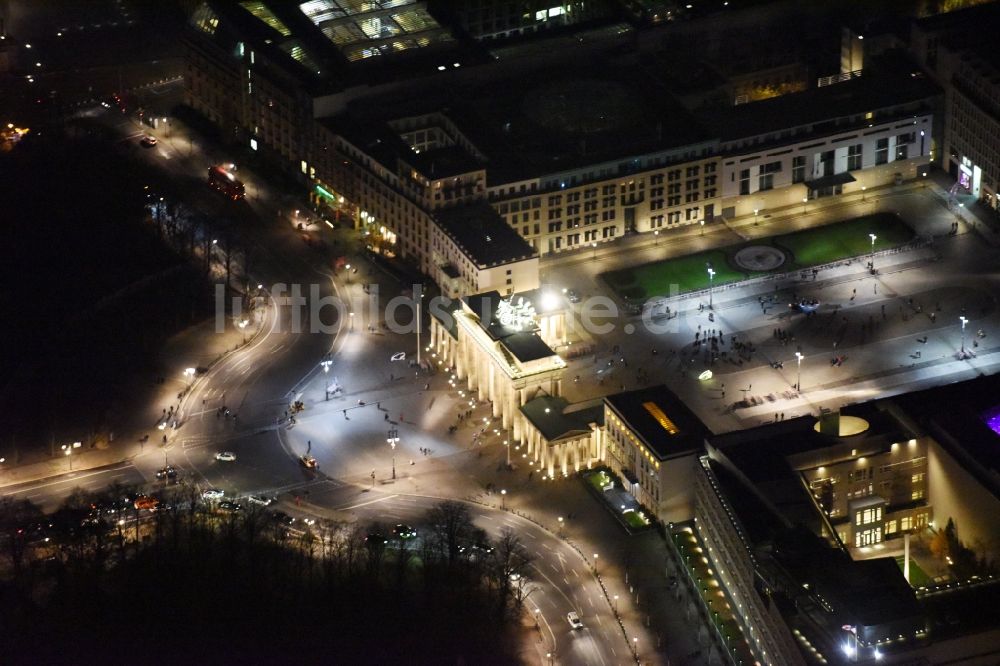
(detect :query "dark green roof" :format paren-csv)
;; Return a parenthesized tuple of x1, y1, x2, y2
(521, 395, 603, 442)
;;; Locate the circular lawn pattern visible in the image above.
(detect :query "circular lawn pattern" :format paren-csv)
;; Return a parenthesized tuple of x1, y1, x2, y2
(733, 245, 787, 272)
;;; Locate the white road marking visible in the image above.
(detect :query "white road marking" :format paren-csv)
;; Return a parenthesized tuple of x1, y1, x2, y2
(337, 494, 399, 510)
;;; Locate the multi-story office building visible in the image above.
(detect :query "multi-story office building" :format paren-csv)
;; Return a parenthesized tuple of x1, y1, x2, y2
(183, 3, 940, 301)
(603, 386, 710, 522)
(911, 3, 1000, 211)
(709, 51, 937, 219)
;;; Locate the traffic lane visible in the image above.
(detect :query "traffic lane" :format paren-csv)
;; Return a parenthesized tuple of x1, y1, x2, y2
(1, 462, 146, 513)
(177, 431, 325, 495)
(341, 494, 622, 666)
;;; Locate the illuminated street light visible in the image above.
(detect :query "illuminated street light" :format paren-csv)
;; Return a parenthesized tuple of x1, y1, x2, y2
(753, 208, 759, 226)
(960, 315, 969, 355)
(795, 351, 804, 391)
(802, 197, 808, 214)
(500, 489, 507, 510)
(592, 241, 597, 258)
(61, 442, 81, 470)
(706, 264, 716, 309)
(869, 233, 877, 271)
(184, 367, 196, 387)
(861, 186, 867, 201)
(593, 553, 599, 574)
(700, 219, 705, 235)
(387, 428, 399, 480)
(349, 311, 355, 331)
(654, 229, 660, 245)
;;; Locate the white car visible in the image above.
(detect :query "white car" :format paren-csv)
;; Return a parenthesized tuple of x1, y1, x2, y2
(202, 488, 224, 500)
(391, 352, 407, 362)
(215, 451, 237, 462)
(567, 611, 584, 630)
(247, 495, 274, 507)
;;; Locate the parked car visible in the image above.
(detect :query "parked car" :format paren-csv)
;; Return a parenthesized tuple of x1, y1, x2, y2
(201, 489, 224, 501)
(393, 524, 417, 540)
(133, 495, 159, 511)
(215, 451, 237, 462)
(218, 501, 243, 513)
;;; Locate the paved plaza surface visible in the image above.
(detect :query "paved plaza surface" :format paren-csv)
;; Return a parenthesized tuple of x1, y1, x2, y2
(545, 184, 1000, 433)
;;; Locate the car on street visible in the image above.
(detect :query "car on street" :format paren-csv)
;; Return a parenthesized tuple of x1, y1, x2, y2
(509, 572, 524, 583)
(248, 495, 274, 507)
(567, 611, 584, 630)
(299, 454, 318, 469)
(393, 524, 417, 540)
(139, 134, 157, 147)
(366, 532, 388, 546)
(202, 489, 224, 501)
(390, 352, 406, 362)
(133, 495, 159, 511)
(215, 451, 237, 462)
(218, 501, 243, 513)
(271, 511, 296, 526)
(155, 466, 178, 481)
(302, 517, 316, 526)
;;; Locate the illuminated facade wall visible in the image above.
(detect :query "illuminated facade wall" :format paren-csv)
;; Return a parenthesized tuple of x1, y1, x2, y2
(719, 113, 934, 219)
(798, 438, 932, 551)
(489, 155, 722, 257)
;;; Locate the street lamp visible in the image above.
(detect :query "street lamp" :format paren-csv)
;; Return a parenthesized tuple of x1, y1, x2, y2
(387, 428, 399, 480)
(654, 229, 659, 245)
(593, 553, 599, 574)
(753, 208, 759, 226)
(700, 219, 705, 235)
(592, 241, 597, 258)
(802, 197, 808, 215)
(707, 265, 716, 309)
(557, 516, 564, 535)
(501, 489, 507, 510)
(861, 186, 867, 201)
(349, 311, 355, 331)
(869, 233, 877, 271)
(960, 315, 969, 355)
(61, 441, 81, 470)
(795, 351, 804, 391)
(614, 594, 619, 612)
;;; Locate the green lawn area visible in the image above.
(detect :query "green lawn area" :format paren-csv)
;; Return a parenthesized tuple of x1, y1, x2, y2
(602, 213, 914, 301)
(586, 470, 613, 492)
(622, 509, 651, 528)
(896, 555, 933, 588)
(774, 213, 914, 267)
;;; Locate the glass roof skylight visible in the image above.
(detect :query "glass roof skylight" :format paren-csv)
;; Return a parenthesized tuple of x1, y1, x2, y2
(300, 0, 451, 61)
(240, 1, 292, 36)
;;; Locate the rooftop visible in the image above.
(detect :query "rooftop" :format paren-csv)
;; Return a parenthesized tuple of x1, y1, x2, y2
(521, 395, 603, 443)
(604, 386, 708, 460)
(894, 373, 1000, 498)
(438, 51, 709, 183)
(190, 0, 485, 96)
(702, 50, 940, 142)
(435, 203, 537, 268)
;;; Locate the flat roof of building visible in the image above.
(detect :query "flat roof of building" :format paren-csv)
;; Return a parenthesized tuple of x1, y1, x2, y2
(604, 386, 708, 460)
(503, 332, 556, 363)
(894, 373, 1000, 498)
(521, 395, 603, 442)
(702, 50, 940, 142)
(190, 0, 487, 96)
(429, 52, 709, 183)
(916, 2, 1000, 73)
(434, 202, 537, 268)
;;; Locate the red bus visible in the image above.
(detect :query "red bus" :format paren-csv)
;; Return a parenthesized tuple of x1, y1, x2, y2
(207, 165, 245, 201)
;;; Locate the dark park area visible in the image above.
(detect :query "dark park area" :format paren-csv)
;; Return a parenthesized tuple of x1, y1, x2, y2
(0, 130, 213, 449)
